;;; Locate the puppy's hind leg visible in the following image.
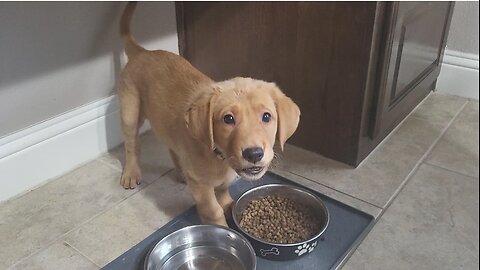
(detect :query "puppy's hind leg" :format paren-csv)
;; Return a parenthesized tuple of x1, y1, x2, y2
(118, 81, 144, 189)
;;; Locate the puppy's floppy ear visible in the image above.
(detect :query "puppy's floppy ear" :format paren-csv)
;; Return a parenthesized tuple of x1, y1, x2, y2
(271, 86, 301, 152)
(185, 92, 217, 150)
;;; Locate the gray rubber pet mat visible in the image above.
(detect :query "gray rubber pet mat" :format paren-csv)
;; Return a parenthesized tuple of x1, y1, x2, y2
(101, 172, 375, 270)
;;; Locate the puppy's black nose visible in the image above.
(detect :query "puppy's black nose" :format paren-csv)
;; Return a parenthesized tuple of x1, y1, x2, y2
(242, 147, 264, 163)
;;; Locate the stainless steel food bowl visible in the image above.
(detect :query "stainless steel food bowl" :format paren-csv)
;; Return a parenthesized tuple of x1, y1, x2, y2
(232, 184, 330, 261)
(144, 225, 256, 270)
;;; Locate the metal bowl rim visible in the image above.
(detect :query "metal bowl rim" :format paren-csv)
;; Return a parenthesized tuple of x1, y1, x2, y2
(232, 183, 330, 247)
(144, 224, 257, 270)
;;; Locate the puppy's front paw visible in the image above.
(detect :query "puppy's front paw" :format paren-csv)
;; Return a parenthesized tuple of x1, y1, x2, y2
(120, 165, 142, 189)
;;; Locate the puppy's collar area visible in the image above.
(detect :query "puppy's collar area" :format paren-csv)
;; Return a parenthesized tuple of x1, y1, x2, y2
(213, 147, 226, 160)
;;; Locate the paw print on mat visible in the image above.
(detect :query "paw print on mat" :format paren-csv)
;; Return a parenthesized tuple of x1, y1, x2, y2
(294, 241, 318, 256)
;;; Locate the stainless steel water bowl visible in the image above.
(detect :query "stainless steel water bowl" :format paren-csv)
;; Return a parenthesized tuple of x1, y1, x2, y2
(232, 184, 330, 261)
(144, 225, 256, 270)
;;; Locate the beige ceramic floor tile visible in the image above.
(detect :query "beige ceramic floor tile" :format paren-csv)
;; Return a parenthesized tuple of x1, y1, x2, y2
(342, 164, 479, 270)
(426, 101, 479, 178)
(345, 116, 446, 206)
(270, 168, 382, 218)
(275, 143, 350, 182)
(281, 115, 446, 208)
(10, 241, 98, 270)
(99, 131, 174, 184)
(411, 92, 468, 126)
(64, 171, 194, 267)
(0, 161, 132, 269)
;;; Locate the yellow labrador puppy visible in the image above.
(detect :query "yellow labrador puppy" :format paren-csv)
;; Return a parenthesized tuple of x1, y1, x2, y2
(118, 3, 300, 226)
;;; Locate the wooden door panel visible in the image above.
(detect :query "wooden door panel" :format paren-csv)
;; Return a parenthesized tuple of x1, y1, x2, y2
(370, 2, 453, 139)
(389, 2, 450, 105)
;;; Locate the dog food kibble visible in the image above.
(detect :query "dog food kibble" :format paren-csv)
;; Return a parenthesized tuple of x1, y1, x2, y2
(239, 195, 321, 244)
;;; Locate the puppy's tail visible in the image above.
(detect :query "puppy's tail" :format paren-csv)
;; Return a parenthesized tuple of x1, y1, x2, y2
(120, 2, 145, 59)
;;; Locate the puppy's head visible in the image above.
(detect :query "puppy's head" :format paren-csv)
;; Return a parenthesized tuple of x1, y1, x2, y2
(185, 77, 300, 180)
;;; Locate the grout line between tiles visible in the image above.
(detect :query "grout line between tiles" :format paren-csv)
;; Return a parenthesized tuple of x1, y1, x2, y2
(63, 241, 102, 268)
(286, 170, 384, 210)
(377, 99, 468, 217)
(423, 162, 479, 180)
(7, 169, 173, 270)
(97, 156, 123, 172)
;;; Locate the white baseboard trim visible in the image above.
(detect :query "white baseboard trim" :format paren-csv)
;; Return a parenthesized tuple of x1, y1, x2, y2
(0, 95, 150, 202)
(436, 50, 479, 100)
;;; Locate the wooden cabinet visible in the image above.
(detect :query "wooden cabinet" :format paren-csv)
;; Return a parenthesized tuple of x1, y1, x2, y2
(176, 2, 454, 166)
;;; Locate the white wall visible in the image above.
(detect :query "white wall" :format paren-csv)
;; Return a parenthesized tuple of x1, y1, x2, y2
(0, 2, 178, 138)
(436, 2, 479, 100)
(446, 1, 479, 55)
(0, 2, 178, 202)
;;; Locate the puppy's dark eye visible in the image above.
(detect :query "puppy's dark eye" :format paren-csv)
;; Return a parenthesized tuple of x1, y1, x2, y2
(223, 114, 235, 125)
(262, 112, 271, 123)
